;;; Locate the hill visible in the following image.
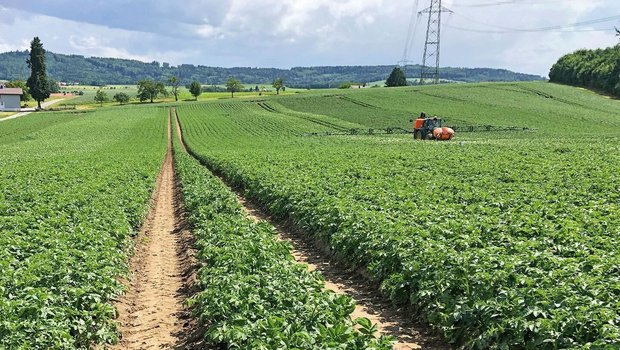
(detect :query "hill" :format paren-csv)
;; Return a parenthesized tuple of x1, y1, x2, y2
(265, 81, 620, 134)
(0, 50, 544, 88)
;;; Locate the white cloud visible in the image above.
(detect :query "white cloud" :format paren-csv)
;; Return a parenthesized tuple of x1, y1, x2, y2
(68, 35, 155, 62)
(0, 38, 29, 52)
(0, 8, 202, 66)
(0, 0, 619, 75)
(69, 35, 99, 50)
(194, 24, 222, 39)
(438, 0, 618, 75)
(500, 30, 615, 76)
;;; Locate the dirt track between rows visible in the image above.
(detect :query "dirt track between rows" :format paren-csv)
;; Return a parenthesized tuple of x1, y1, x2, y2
(112, 113, 200, 350)
(236, 197, 449, 350)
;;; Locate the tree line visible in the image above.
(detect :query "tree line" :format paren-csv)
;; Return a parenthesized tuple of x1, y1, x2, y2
(12, 37, 289, 108)
(93, 77, 282, 106)
(549, 44, 620, 96)
(0, 50, 543, 88)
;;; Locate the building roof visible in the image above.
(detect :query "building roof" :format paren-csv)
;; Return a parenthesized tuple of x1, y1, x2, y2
(0, 88, 23, 95)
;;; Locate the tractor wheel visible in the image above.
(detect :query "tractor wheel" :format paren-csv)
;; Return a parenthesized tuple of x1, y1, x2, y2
(424, 133, 434, 140)
(414, 130, 421, 140)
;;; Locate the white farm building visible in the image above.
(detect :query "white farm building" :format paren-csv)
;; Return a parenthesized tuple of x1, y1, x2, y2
(0, 84, 23, 111)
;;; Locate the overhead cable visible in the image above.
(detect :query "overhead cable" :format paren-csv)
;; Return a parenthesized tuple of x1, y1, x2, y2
(449, 13, 620, 33)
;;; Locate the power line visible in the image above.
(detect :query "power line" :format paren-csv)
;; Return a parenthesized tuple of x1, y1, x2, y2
(400, 0, 422, 69)
(450, 13, 620, 33)
(447, 25, 615, 34)
(451, 0, 533, 7)
(449, 0, 582, 8)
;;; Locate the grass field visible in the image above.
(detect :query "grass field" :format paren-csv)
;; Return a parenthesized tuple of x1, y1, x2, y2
(57, 84, 307, 108)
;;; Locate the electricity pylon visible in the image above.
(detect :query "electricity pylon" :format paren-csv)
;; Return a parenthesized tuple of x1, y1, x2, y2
(420, 0, 452, 84)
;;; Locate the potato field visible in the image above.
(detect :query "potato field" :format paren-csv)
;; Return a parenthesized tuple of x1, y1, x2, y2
(0, 108, 167, 348)
(1, 82, 619, 349)
(176, 82, 620, 349)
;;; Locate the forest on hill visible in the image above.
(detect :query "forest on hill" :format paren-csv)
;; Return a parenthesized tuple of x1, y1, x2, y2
(0, 50, 543, 88)
(549, 44, 620, 96)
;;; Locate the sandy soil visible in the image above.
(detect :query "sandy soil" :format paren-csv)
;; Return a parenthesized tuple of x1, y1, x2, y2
(112, 113, 201, 350)
(236, 197, 450, 350)
(173, 108, 188, 153)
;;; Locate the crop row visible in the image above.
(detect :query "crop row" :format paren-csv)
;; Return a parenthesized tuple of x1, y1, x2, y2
(0, 109, 167, 349)
(177, 98, 620, 349)
(172, 133, 393, 349)
(176, 102, 361, 142)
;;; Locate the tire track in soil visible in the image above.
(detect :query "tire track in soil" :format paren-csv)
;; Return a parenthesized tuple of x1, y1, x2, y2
(112, 112, 202, 350)
(173, 111, 451, 350)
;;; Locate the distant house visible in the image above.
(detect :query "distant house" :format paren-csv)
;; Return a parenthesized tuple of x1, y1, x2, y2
(350, 83, 369, 89)
(0, 84, 23, 111)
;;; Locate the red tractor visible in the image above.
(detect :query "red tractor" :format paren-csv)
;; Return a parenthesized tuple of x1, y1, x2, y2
(412, 113, 455, 141)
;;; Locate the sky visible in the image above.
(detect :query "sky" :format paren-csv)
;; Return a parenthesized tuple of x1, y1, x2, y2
(0, 0, 618, 76)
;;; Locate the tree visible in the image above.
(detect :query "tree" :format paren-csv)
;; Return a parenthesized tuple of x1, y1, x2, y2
(113, 92, 130, 105)
(272, 77, 284, 94)
(137, 80, 167, 103)
(94, 90, 108, 106)
(168, 76, 180, 102)
(226, 77, 243, 98)
(5, 80, 31, 102)
(189, 81, 202, 100)
(385, 67, 407, 87)
(47, 79, 60, 93)
(26, 37, 51, 109)
(549, 45, 620, 97)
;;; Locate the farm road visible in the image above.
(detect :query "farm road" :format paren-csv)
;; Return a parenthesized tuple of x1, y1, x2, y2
(0, 98, 66, 122)
(173, 110, 451, 350)
(112, 113, 201, 350)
